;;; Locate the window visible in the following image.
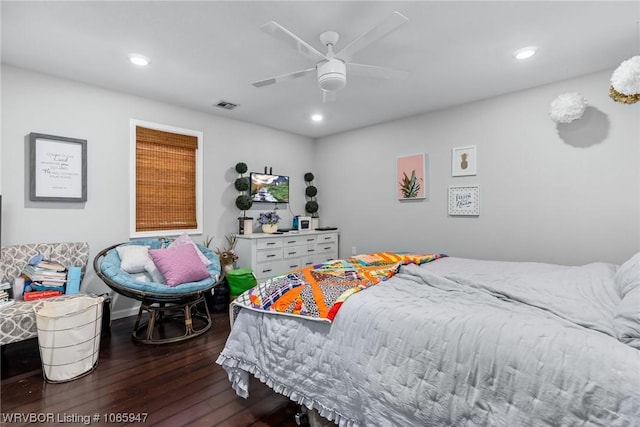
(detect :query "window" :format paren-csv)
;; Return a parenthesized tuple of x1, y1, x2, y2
(130, 120, 203, 237)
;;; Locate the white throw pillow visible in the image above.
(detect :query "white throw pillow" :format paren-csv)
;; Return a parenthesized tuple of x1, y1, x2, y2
(116, 245, 152, 274)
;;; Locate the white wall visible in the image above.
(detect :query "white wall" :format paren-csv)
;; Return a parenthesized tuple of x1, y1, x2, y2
(1, 65, 314, 318)
(315, 70, 640, 265)
(2, 65, 638, 319)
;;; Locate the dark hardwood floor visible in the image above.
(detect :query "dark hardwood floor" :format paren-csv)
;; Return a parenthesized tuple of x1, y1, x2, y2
(1, 311, 299, 426)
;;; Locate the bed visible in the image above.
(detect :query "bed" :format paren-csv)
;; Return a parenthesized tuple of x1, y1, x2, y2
(216, 252, 640, 426)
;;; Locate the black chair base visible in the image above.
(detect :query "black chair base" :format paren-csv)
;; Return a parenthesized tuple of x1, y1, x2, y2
(132, 294, 212, 344)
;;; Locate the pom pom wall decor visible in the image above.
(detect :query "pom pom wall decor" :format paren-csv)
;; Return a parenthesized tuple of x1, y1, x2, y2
(610, 56, 640, 104)
(549, 92, 588, 123)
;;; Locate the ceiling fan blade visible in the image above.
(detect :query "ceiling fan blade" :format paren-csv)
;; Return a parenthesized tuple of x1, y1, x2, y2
(261, 21, 329, 63)
(322, 90, 337, 103)
(336, 11, 408, 62)
(251, 67, 316, 88)
(347, 63, 409, 80)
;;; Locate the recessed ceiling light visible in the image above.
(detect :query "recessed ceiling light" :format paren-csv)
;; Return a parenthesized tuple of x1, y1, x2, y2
(514, 47, 537, 60)
(311, 114, 323, 122)
(128, 54, 150, 66)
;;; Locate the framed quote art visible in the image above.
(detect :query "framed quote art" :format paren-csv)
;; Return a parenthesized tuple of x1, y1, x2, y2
(29, 133, 87, 202)
(448, 185, 480, 216)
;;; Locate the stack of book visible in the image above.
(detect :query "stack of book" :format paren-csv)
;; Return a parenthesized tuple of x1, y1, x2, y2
(22, 259, 67, 301)
(0, 282, 15, 309)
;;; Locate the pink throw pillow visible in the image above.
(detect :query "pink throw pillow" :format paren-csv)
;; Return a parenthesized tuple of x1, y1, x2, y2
(170, 233, 212, 266)
(149, 244, 210, 287)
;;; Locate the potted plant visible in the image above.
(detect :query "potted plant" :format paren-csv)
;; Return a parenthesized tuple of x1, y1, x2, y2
(257, 211, 281, 234)
(304, 172, 319, 229)
(234, 162, 253, 235)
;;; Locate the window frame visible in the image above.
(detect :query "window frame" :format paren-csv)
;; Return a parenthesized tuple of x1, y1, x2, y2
(129, 119, 204, 238)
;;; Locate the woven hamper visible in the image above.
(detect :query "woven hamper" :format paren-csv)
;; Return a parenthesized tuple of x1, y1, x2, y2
(33, 295, 104, 382)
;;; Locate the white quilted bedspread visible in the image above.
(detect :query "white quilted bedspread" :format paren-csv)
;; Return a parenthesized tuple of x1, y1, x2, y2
(217, 257, 640, 426)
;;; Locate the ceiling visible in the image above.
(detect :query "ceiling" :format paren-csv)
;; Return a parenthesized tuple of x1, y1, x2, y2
(2, 1, 638, 138)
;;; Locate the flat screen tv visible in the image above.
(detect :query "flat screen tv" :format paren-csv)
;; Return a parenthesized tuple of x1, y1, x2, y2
(250, 173, 289, 203)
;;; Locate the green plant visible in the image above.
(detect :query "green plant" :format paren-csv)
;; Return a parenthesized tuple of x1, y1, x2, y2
(235, 162, 248, 174)
(234, 177, 249, 192)
(305, 201, 318, 215)
(399, 170, 422, 198)
(235, 194, 253, 211)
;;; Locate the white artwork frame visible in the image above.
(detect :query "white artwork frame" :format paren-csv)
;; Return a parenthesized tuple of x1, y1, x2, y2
(448, 185, 480, 216)
(451, 145, 477, 176)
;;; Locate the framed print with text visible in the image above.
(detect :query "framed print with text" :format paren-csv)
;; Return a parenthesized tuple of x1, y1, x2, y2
(29, 133, 87, 202)
(448, 185, 479, 216)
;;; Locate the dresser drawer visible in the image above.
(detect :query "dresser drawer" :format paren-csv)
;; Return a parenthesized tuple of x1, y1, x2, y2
(254, 262, 281, 279)
(301, 257, 316, 268)
(257, 238, 283, 250)
(317, 233, 337, 244)
(316, 242, 337, 254)
(283, 259, 303, 271)
(284, 246, 305, 259)
(256, 249, 282, 262)
(283, 235, 317, 247)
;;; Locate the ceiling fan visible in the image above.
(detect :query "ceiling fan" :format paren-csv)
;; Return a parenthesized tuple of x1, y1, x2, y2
(251, 11, 409, 102)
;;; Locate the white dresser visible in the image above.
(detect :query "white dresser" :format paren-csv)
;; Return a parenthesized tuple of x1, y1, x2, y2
(235, 230, 339, 280)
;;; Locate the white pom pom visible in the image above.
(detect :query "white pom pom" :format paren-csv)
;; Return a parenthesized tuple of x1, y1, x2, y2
(549, 92, 588, 124)
(611, 56, 640, 95)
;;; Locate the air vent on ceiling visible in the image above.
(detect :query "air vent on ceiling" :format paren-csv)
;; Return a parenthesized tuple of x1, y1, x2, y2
(214, 100, 239, 110)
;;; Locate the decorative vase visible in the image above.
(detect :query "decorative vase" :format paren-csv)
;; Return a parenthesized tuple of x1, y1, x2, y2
(261, 223, 278, 234)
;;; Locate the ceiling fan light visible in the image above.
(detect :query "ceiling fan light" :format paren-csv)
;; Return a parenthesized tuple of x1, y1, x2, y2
(317, 59, 346, 91)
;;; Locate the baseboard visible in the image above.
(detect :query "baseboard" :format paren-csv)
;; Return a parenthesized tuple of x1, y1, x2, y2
(111, 306, 139, 320)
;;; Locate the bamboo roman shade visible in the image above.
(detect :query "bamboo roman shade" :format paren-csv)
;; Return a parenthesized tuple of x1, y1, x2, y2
(135, 126, 198, 232)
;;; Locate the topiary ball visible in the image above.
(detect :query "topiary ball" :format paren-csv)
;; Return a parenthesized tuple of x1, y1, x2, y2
(305, 185, 317, 197)
(234, 176, 250, 192)
(235, 162, 248, 174)
(235, 194, 253, 211)
(304, 172, 315, 182)
(305, 200, 319, 214)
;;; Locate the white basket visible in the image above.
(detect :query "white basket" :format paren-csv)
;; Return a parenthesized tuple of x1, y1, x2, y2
(33, 296, 104, 382)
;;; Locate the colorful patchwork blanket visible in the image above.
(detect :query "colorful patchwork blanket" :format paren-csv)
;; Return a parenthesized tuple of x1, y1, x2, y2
(233, 252, 446, 323)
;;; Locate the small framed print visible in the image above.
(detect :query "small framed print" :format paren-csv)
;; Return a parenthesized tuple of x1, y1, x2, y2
(448, 185, 479, 216)
(452, 145, 477, 176)
(396, 153, 428, 200)
(29, 133, 87, 202)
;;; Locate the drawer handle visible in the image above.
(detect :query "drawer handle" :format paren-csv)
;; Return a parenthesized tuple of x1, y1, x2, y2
(306, 238, 314, 242)
(287, 240, 296, 244)
(307, 249, 315, 253)
(324, 237, 331, 240)
(324, 247, 331, 250)
(305, 262, 313, 265)
(289, 265, 298, 268)
(267, 242, 276, 246)
(263, 269, 272, 273)
(267, 254, 276, 258)
(288, 252, 297, 255)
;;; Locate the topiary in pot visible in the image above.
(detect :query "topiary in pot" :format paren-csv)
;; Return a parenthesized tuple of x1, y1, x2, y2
(304, 172, 318, 218)
(234, 162, 253, 234)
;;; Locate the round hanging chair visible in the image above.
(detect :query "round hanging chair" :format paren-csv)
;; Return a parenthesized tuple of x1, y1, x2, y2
(93, 239, 222, 344)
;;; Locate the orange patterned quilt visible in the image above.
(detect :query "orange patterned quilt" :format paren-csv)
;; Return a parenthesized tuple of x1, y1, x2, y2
(233, 252, 446, 323)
